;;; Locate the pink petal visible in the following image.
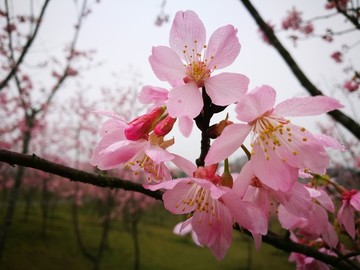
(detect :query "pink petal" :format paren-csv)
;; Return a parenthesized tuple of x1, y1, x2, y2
(99, 119, 127, 138)
(93, 110, 124, 120)
(91, 141, 143, 170)
(149, 46, 186, 82)
(251, 144, 298, 192)
(144, 144, 174, 164)
(205, 25, 240, 69)
(338, 203, 355, 238)
(173, 221, 192, 236)
(315, 134, 345, 151)
(223, 192, 268, 235)
(273, 95, 343, 117)
(252, 234, 263, 250)
(94, 130, 126, 155)
(304, 204, 329, 236)
(235, 85, 276, 122)
(275, 125, 329, 174)
(208, 211, 233, 260)
(162, 181, 198, 214)
(192, 178, 228, 199)
(204, 72, 249, 106)
(317, 189, 335, 213)
(178, 116, 193, 137)
(205, 123, 252, 165)
(143, 178, 186, 191)
(250, 146, 298, 192)
(350, 192, 360, 211)
(138, 85, 169, 105)
(169, 10, 206, 59)
(322, 223, 338, 248)
(272, 182, 311, 218)
(233, 162, 252, 197)
(277, 205, 305, 230)
(191, 202, 233, 260)
(167, 83, 203, 118)
(171, 154, 197, 176)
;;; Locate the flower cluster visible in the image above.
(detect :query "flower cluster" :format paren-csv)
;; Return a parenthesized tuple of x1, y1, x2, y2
(91, 10, 359, 266)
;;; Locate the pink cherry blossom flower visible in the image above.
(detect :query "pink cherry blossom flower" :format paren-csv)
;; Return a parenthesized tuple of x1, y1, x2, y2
(331, 51, 343, 63)
(343, 79, 359, 93)
(233, 162, 312, 221)
(300, 23, 314, 35)
(282, 7, 303, 31)
(139, 85, 169, 107)
(337, 189, 360, 239)
(125, 106, 165, 140)
(278, 187, 338, 248)
(90, 111, 174, 182)
(149, 10, 249, 118)
(205, 85, 343, 191)
(145, 163, 267, 260)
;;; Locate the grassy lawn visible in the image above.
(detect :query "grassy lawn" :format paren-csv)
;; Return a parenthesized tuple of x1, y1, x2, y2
(1, 200, 294, 270)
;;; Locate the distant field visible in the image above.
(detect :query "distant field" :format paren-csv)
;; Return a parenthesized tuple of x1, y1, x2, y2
(1, 200, 294, 270)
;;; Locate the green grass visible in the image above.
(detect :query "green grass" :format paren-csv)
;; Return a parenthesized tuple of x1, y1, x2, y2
(1, 201, 294, 270)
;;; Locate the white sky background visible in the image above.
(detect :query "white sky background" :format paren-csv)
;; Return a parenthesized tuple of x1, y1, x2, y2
(7, 0, 360, 165)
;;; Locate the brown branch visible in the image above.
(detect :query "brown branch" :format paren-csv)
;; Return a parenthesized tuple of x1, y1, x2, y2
(0, 0, 51, 91)
(0, 147, 359, 269)
(0, 148, 163, 201)
(240, 0, 360, 141)
(334, 0, 360, 30)
(246, 229, 359, 270)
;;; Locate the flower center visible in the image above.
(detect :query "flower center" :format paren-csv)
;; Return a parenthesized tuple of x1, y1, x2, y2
(185, 61, 211, 87)
(176, 182, 220, 224)
(182, 41, 213, 87)
(251, 114, 308, 162)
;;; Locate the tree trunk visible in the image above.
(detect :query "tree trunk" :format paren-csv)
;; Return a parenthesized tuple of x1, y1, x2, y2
(131, 218, 140, 270)
(40, 178, 49, 238)
(0, 126, 32, 261)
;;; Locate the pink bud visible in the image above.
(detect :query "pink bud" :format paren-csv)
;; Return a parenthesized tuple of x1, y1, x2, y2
(125, 106, 165, 140)
(154, 115, 176, 136)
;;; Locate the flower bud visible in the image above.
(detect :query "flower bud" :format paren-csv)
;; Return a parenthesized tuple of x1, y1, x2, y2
(154, 115, 176, 136)
(207, 119, 233, 139)
(221, 159, 233, 188)
(125, 106, 165, 140)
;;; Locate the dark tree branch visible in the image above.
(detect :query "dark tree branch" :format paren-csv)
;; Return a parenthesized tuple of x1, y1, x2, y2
(334, 0, 360, 30)
(239, 228, 359, 270)
(240, 0, 360, 141)
(0, 147, 359, 269)
(0, 148, 163, 201)
(0, 0, 51, 91)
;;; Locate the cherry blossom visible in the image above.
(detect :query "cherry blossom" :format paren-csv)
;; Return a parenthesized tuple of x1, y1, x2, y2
(278, 187, 338, 248)
(90, 110, 175, 182)
(149, 10, 249, 118)
(338, 189, 360, 239)
(145, 163, 267, 260)
(205, 85, 343, 191)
